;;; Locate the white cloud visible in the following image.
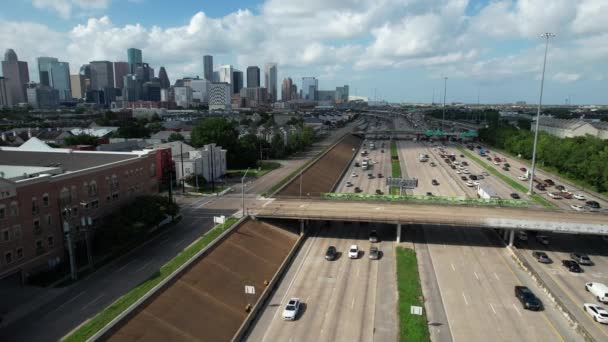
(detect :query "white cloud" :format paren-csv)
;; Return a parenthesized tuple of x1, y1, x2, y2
(552, 72, 581, 83)
(32, 0, 110, 19)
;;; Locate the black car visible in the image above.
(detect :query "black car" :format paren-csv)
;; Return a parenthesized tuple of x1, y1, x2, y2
(515, 286, 543, 311)
(586, 201, 601, 209)
(562, 260, 583, 273)
(460, 154, 464, 158)
(325, 246, 337, 261)
(461, 176, 468, 181)
(375, 189, 384, 195)
(503, 166, 510, 171)
(536, 184, 546, 191)
(432, 179, 439, 186)
(469, 175, 477, 180)
(532, 251, 552, 263)
(426, 192, 433, 196)
(354, 187, 362, 193)
(377, 173, 383, 178)
(504, 163, 510, 167)
(381, 149, 384, 153)
(461, 161, 468, 166)
(510, 193, 521, 199)
(451, 165, 457, 169)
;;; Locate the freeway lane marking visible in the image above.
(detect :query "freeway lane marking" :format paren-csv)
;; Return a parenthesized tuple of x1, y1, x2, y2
(49, 291, 85, 314)
(115, 259, 136, 273)
(450, 263, 455, 271)
(81, 294, 105, 311)
(351, 297, 355, 309)
(474, 271, 480, 280)
(490, 303, 497, 314)
(462, 292, 469, 305)
(494, 272, 500, 281)
(135, 261, 152, 273)
(512, 303, 522, 317)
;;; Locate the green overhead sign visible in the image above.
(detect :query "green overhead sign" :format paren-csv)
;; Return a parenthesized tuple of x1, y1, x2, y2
(459, 130, 478, 137)
(424, 130, 444, 136)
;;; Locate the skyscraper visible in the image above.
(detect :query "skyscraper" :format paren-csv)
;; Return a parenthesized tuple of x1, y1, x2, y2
(203, 55, 213, 81)
(50, 62, 72, 101)
(232, 70, 243, 94)
(209, 82, 231, 110)
(302, 77, 318, 100)
(0, 77, 8, 108)
(37, 57, 58, 86)
(123, 74, 140, 102)
(158, 67, 170, 89)
(246, 66, 260, 88)
(281, 78, 293, 102)
(113, 62, 129, 89)
(218, 65, 234, 85)
(135, 63, 151, 83)
(2, 49, 30, 106)
(70, 74, 86, 99)
(89, 61, 114, 90)
(127, 48, 143, 73)
(264, 63, 277, 103)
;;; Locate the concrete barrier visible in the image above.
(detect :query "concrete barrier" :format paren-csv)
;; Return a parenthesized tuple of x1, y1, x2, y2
(88, 216, 248, 342)
(231, 229, 307, 341)
(329, 136, 361, 193)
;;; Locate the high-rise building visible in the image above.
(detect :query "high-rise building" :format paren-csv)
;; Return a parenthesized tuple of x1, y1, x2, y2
(239, 87, 268, 108)
(142, 81, 161, 101)
(209, 82, 231, 110)
(123, 74, 140, 102)
(174, 86, 193, 108)
(127, 48, 143, 73)
(232, 70, 243, 94)
(70, 74, 86, 99)
(0, 77, 8, 108)
(158, 67, 170, 89)
(148, 67, 155, 80)
(50, 62, 72, 101)
(203, 55, 213, 81)
(218, 65, 233, 85)
(335, 85, 349, 103)
(281, 78, 293, 102)
(89, 61, 114, 90)
(291, 84, 298, 100)
(135, 63, 151, 83)
(2, 49, 30, 106)
(302, 77, 318, 100)
(246, 66, 260, 88)
(37, 57, 58, 86)
(191, 79, 211, 104)
(26, 83, 59, 108)
(212, 71, 220, 82)
(264, 63, 277, 103)
(113, 62, 129, 89)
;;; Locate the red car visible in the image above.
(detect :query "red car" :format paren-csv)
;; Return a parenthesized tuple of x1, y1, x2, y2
(520, 167, 527, 172)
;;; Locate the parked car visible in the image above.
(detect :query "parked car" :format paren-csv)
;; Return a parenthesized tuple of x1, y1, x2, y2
(515, 286, 543, 311)
(283, 298, 301, 320)
(586, 282, 608, 303)
(584, 303, 608, 324)
(574, 193, 586, 200)
(510, 193, 520, 199)
(348, 245, 359, 258)
(562, 260, 583, 273)
(571, 253, 593, 266)
(369, 247, 380, 260)
(369, 230, 379, 243)
(536, 235, 549, 245)
(432, 179, 439, 186)
(325, 246, 337, 261)
(532, 251, 552, 263)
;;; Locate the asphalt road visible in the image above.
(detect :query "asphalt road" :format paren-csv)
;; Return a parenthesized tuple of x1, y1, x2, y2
(246, 222, 398, 342)
(334, 139, 391, 195)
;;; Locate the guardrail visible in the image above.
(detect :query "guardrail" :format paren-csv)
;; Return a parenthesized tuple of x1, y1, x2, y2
(320, 192, 531, 207)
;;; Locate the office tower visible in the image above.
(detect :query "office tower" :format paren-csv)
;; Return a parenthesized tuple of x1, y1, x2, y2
(191, 79, 211, 104)
(2, 49, 30, 106)
(209, 82, 231, 110)
(89, 61, 114, 90)
(264, 63, 277, 102)
(218, 65, 233, 85)
(302, 77, 318, 100)
(113, 62, 129, 88)
(336, 85, 349, 102)
(281, 78, 293, 102)
(123, 75, 140, 102)
(246, 66, 260, 88)
(127, 48, 143, 73)
(240, 87, 268, 108)
(291, 84, 298, 100)
(26, 83, 59, 108)
(158, 67, 170, 89)
(148, 67, 155, 80)
(203, 55, 213, 81)
(212, 71, 220, 82)
(50, 62, 72, 100)
(70, 75, 86, 99)
(0, 77, 8, 107)
(79, 64, 91, 79)
(142, 80, 161, 101)
(174, 86, 193, 108)
(37, 57, 58, 86)
(232, 70, 243, 94)
(135, 63, 151, 83)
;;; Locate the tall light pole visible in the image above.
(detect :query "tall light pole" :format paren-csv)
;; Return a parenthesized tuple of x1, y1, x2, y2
(528, 32, 555, 195)
(442, 77, 447, 132)
(241, 167, 250, 217)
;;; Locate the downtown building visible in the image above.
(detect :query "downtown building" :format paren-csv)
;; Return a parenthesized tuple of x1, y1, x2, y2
(2, 49, 30, 107)
(264, 63, 277, 103)
(209, 83, 232, 110)
(37, 57, 72, 101)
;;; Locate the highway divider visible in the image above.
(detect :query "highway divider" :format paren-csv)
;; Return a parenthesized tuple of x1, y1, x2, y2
(232, 227, 307, 341)
(320, 192, 530, 207)
(64, 216, 244, 342)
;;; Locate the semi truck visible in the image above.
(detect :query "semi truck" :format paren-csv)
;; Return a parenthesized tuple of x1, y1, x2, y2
(419, 153, 429, 162)
(361, 159, 370, 170)
(477, 184, 499, 200)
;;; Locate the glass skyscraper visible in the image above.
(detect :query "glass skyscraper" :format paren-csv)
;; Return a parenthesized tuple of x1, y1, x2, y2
(127, 48, 143, 73)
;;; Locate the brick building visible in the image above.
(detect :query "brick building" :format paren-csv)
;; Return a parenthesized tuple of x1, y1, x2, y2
(0, 138, 162, 284)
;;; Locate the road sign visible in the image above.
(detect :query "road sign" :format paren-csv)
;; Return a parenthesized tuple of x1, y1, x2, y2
(410, 306, 423, 315)
(245, 285, 255, 294)
(213, 215, 226, 224)
(386, 177, 418, 189)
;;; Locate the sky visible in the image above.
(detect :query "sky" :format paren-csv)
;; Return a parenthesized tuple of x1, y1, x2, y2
(1, 0, 607, 105)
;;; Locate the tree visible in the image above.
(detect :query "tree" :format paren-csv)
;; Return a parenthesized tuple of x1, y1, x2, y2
(191, 117, 238, 150)
(269, 133, 286, 158)
(114, 120, 151, 138)
(64, 134, 99, 146)
(168, 132, 185, 142)
(236, 134, 260, 168)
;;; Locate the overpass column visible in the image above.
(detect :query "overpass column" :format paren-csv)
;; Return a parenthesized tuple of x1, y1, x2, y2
(300, 219, 305, 236)
(503, 229, 509, 241)
(396, 223, 402, 243)
(508, 230, 515, 247)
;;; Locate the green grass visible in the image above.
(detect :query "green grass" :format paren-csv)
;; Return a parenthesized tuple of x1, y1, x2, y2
(458, 148, 556, 209)
(391, 141, 402, 178)
(226, 161, 282, 178)
(64, 217, 239, 342)
(390, 140, 399, 159)
(396, 247, 430, 342)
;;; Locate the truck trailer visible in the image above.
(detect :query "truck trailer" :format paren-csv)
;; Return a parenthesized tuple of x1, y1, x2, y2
(477, 184, 499, 200)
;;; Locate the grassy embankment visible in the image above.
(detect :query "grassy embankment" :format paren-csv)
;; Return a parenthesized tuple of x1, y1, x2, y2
(391, 141, 402, 195)
(396, 247, 430, 342)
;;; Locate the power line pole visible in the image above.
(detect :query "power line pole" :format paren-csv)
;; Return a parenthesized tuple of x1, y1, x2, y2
(442, 77, 448, 131)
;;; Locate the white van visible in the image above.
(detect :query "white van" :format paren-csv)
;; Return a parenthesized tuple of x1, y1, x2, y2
(586, 282, 608, 303)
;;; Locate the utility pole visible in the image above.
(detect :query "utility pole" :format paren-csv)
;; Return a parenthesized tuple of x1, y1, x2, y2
(61, 207, 77, 281)
(528, 32, 555, 195)
(241, 167, 250, 217)
(442, 77, 448, 131)
(299, 171, 303, 199)
(180, 143, 185, 193)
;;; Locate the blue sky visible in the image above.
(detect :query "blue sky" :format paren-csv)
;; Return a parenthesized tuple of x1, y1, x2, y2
(1, 0, 607, 104)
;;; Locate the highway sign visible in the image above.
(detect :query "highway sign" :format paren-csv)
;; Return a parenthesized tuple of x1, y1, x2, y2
(245, 285, 255, 294)
(410, 306, 423, 315)
(387, 177, 418, 189)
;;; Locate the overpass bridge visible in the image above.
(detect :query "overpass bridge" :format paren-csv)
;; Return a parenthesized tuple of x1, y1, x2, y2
(362, 129, 478, 137)
(252, 199, 608, 245)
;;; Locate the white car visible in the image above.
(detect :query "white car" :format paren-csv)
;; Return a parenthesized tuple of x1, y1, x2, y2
(586, 282, 608, 303)
(351, 172, 358, 177)
(463, 169, 470, 174)
(282, 298, 301, 320)
(466, 181, 475, 187)
(574, 193, 586, 200)
(571, 204, 585, 211)
(473, 181, 480, 186)
(584, 303, 608, 324)
(493, 161, 500, 165)
(456, 170, 462, 174)
(481, 171, 490, 176)
(548, 192, 563, 199)
(348, 245, 359, 259)
(518, 175, 529, 181)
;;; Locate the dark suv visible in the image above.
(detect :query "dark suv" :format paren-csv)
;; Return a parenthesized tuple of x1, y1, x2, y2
(562, 260, 583, 273)
(515, 286, 542, 311)
(325, 246, 337, 261)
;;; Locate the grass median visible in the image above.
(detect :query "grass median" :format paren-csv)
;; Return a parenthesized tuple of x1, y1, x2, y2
(458, 148, 555, 209)
(396, 247, 430, 342)
(64, 217, 239, 342)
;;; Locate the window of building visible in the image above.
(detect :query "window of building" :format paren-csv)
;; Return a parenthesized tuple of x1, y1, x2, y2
(0, 205, 5, 219)
(91, 200, 99, 209)
(60, 187, 71, 206)
(33, 219, 41, 234)
(89, 181, 98, 196)
(111, 175, 119, 191)
(2, 229, 9, 242)
(16, 247, 23, 259)
(13, 225, 22, 239)
(42, 193, 49, 207)
(32, 197, 39, 215)
(35, 240, 43, 255)
(150, 163, 156, 177)
(46, 214, 52, 226)
(71, 207, 78, 217)
(71, 186, 78, 202)
(5, 251, 13, 264)
(48, 236, 54, 247)
(10, 202, 19, 216)
(112, 192, 119, 200)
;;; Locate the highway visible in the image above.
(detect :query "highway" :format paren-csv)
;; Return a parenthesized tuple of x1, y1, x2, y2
(334, 139, 391, 195)
(247, 222, 398, 342)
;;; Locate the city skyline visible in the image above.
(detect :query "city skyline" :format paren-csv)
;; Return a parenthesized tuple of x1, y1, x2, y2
(0, 1, 607, 104)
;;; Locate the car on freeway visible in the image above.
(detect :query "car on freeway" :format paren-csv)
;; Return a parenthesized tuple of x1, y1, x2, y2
(283, 298, 301, 320)
(381, 149, 384, 153)
(515, 286, 543, 311)
(562, 192, 573, 199)
(555, 185, 566, 191)
(369, 230, 379, 243)
(571, 253, 593, 266)
(478, 175, 485, 179)
(504, 163, 511, 167)
(486, 157, 492, 161)
(456, 170, 462, 174)
(369, 247, 380, 260)
(426, 192, 433, 196)
(375, 189, 384, 195)
(481, 171, 489, 176)
(348, 245, 359, 259)
(378, 173, 383, 178)
(325, 246, 337, 261)
(510, 193, 521, 199)
(584, 303, 608, 324)
(571, 204, 585, 211)
(430, 162, 436, 167)
(574, 193, 586, 200)
(548, 192, 563, 199)
(461, 176, 468, 181)
(517, 231, 528, 241)
(536, 235, 549, 245)
(532, 251, 552, 263)
(351, 172, 358, 177)
(518, 175, 529, 181)
(520, 167, 527, 172)
(463, 169, 470, 174)
(493, 161, 500, 165)
(473, 181, 480, 185)
(354, 187, 362, 193)
(460, 154, 464, 158)
(469, 175, 478, 180)
(562, 260, 583, 273)
(585, 282, 608, 303)
(503, 166, 510, 171)
(466, 181, 475, 187)
(544, 179, 555, 186)
(346, 181, 353, 187)
(586, 201, 601, 209)
(432, 179, 439, 186)
(451, 165, 457, 170)
(536, 183, 546, 191)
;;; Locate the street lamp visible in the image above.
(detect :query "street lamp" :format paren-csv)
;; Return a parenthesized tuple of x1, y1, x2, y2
(442, 77, 447, 132)
(241, 167, 250, 217)
(62, 207, 77, 281)
(528, 32, 555, 195)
